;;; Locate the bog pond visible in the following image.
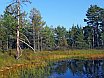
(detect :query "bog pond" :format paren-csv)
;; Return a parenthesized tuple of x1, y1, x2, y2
(18, 59, 104, 78)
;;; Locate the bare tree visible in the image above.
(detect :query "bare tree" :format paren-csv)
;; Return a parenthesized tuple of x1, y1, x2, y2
(16, 0, 20, 59)
(6, 0, 33, 59)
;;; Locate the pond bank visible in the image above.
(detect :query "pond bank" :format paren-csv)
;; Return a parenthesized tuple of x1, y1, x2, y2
(0, 49, 104, 77)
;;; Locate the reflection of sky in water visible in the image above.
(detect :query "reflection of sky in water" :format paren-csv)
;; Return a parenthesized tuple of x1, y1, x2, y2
(49, 73, 65, 78)
(48, 60, 104, 78)
(49, 69, 84, 78)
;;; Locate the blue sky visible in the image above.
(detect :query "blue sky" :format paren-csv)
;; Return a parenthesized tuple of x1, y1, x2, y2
(0, 0, 104, 29)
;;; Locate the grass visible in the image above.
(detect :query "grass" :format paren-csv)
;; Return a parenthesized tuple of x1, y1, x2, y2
(0, 49, 104, 67)
(0, 49, 104, 77)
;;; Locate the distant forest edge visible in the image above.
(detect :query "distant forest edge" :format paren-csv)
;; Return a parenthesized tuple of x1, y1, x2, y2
(0, 3, 104, 52)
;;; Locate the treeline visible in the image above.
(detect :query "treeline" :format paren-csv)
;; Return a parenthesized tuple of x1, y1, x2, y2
(0, 4, 104, 51)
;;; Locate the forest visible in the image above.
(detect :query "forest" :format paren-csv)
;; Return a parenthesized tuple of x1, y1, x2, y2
(1, 0, 104, 78)
(1, 1, 104, 53)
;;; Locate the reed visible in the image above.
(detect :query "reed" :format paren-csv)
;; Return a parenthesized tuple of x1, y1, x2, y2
(0, 49, 104, 77)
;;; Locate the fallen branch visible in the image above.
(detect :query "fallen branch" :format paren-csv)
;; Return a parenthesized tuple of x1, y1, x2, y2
(19, 39, 35, 53)
(20, 32, 31, 44)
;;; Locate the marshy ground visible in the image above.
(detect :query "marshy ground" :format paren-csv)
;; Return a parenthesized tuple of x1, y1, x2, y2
(0, 49, 104, 78)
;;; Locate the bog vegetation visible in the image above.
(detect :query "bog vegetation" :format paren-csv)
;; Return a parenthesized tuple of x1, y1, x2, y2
(0, 50, 104, 77)
(0, 0, 104, 77)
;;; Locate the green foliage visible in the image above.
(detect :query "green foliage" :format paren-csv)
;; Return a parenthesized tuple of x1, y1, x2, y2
(41, 26, 55, 50)
(55, 26, 68, 49)
(84, 5, 104, 48)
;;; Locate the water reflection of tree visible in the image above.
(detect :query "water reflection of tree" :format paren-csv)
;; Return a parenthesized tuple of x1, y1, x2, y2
(68, 60, 104, 78)
(50, 61, 68, 75)
(51, 59, 104, 78)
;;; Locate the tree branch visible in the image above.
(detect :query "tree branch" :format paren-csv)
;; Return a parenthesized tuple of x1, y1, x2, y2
(20, 32, 31, 44)
(19, 39, 35, 53)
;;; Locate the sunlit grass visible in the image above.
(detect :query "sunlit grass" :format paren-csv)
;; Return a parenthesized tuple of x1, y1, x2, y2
(0, 49, 104, 77)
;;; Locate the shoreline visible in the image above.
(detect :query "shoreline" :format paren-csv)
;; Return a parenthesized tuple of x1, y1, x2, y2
(0, 50, 104, 77)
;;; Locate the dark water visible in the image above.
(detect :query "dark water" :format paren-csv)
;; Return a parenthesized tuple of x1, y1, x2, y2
(48, 59, 104, 78)
(19, 59, 104, 78)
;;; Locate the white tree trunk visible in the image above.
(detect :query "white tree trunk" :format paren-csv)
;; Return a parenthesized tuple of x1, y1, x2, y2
(16, 0, 20, 59)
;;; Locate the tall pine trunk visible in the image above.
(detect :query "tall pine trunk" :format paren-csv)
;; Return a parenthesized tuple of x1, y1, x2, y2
(40, 37, 43, 51)
(33, 23, 36, 52)
(6, 37, 9, 51)
(37, 31, 40, 51)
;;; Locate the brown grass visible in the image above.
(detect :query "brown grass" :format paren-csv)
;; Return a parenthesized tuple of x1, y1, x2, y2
(0, 49, 104, 77)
